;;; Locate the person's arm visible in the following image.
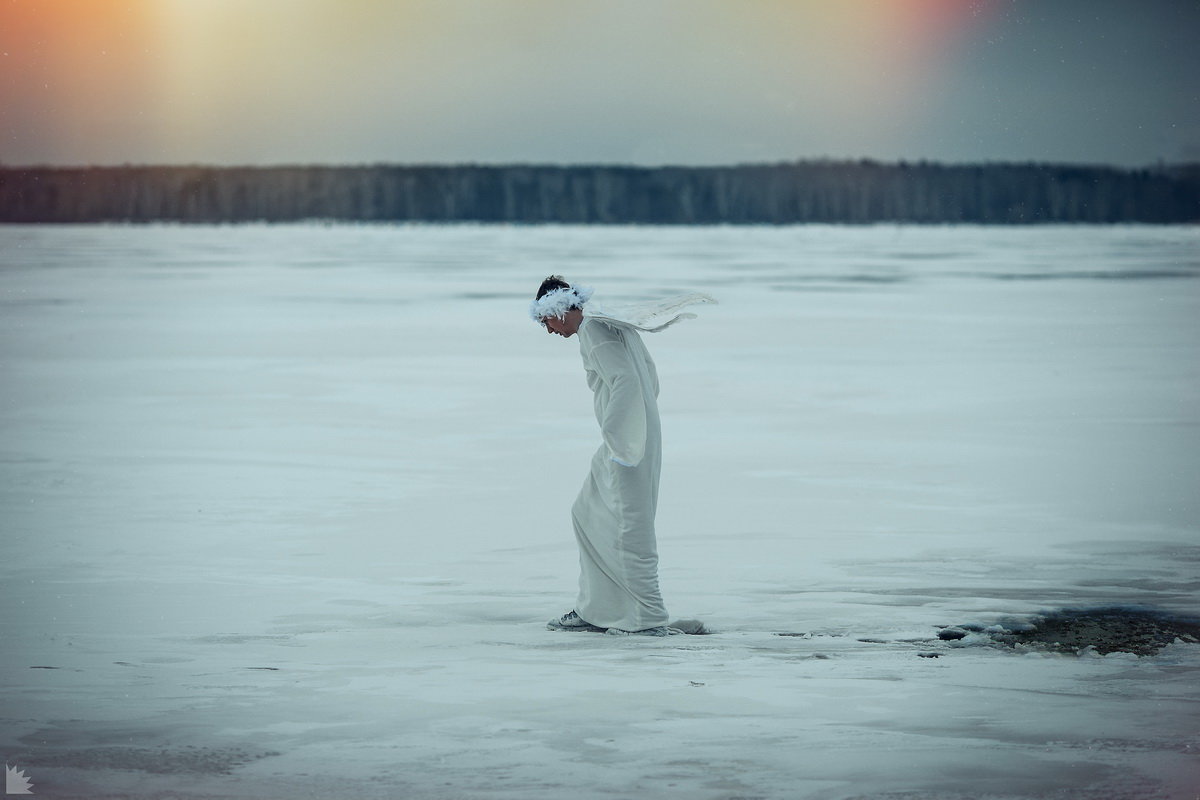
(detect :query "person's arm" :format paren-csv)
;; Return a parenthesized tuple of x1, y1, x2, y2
(587, 339, 647, 468)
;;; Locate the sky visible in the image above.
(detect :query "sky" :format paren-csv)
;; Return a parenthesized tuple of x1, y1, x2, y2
(1, 0, 1198, 168)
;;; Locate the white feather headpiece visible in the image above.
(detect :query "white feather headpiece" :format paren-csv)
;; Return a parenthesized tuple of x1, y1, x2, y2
(529, 284, 594, 324)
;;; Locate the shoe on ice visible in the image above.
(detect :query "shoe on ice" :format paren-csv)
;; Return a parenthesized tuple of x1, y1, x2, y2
(604, 625, 675, 637)
(548, 610, 603, 632)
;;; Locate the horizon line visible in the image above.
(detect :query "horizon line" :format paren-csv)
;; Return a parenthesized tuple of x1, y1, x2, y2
(2, 158, 1196, 172)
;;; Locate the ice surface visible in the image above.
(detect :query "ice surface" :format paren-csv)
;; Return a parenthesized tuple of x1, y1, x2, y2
(1, 224, 1198, 798)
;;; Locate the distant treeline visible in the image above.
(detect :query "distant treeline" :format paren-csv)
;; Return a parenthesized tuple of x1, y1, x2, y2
(1, 161, 1197, 224)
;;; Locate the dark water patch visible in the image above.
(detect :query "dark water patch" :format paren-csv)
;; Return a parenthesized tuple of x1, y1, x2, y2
(768, 284, 864, 294)
(770, 273, 910, 284)
(1073, 578, 1200, 593)
(192, 633, 293, 645)
(889, 251, 969, 261)
(867, 584, 1200, 605)
(0, 297, 76, 308)
(14, 722, 280, 775)
(843, 274, 909, 283)
(942, 607, 1200, 656)
(991, 269, 1200, 281)
(14, 745, 279, 775)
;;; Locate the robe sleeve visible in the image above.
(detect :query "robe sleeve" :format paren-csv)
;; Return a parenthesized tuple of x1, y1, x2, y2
(587, 339, 648, 468)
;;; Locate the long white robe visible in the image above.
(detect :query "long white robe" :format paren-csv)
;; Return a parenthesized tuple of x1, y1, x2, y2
(570, 316, 668, 631)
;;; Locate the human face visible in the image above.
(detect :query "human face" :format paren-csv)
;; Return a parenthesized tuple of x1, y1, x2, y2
(542, 307, 582, 338)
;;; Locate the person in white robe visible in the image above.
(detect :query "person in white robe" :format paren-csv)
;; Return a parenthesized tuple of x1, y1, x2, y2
(530, 276, 713, 636)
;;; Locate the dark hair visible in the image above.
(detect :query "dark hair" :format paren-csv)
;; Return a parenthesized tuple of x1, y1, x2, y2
(536, 275, 571, 301)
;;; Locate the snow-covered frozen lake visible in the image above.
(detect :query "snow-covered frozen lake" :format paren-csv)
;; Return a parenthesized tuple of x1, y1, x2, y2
(2, 224, 1198, 799)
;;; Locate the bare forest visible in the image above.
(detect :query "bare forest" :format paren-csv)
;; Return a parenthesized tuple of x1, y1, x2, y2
(2, 161, 1196, 224)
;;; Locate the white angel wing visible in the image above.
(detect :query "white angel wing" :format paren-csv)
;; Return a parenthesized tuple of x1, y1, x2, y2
(585, 292, 716, 332)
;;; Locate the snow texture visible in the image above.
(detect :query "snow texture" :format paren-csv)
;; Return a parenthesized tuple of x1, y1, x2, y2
(1, 223, 1198, 799)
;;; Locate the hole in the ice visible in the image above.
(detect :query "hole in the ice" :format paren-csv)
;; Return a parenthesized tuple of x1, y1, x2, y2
(941, 606, 1200, 656)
